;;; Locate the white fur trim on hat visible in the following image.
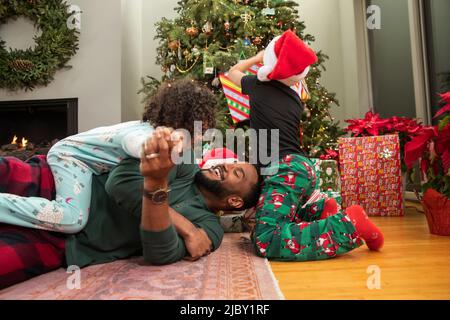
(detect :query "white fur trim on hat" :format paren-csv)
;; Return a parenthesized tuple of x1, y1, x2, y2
(298, 66, 310, 80)
(201, 158, 240, 170)
(257, 35, 281, 82)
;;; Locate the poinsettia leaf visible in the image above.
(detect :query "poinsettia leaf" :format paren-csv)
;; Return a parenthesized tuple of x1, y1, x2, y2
(404, 127, 437, 169)
(434, 104, 450, 119)
(442, 149, 450, 175)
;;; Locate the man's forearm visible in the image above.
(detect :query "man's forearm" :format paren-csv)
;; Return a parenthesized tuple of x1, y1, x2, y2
(141, 177, 171, 231)
(141, 178, 197, 238)
(169, 207, 196, 238)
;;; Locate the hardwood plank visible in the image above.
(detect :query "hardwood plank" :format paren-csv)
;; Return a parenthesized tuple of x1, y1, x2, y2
(270, 204, 450, 300)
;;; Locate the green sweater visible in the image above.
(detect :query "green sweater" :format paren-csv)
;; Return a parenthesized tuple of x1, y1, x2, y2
(65, 158, 224, 267)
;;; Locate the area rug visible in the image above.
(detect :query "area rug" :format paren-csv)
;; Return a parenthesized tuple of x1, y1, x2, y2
(0, 233, 284, 300)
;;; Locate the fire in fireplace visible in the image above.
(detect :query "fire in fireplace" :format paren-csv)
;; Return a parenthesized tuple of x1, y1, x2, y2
(0, 98, 78, 160)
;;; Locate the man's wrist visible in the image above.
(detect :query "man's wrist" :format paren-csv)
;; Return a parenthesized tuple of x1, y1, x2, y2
(144, 177, 168, 190)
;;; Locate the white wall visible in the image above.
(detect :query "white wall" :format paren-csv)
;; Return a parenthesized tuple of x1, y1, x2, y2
(141, 0, 179, 83)
(0, 0, 123, 132)
(121, 0, 144, 122)
(296, 0, 362, 122)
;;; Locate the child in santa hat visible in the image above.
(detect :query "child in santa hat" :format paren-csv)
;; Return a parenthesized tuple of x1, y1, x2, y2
(227, 30, 384, 261)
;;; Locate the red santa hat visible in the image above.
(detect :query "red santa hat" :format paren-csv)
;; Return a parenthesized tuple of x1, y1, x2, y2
(199, 148, 239, 169)
(257, 30, 318, 82)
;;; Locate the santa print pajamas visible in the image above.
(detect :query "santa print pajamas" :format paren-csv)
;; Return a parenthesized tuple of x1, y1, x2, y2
(253, 154, 363, 261)
(0, 121, 153, 233)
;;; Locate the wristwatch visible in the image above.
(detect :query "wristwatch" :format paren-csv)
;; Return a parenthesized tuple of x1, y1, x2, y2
(143, 187, 171, 205)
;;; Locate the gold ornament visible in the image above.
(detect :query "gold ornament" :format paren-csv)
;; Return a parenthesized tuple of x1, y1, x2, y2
(186, 26, 199, 37)
(9, 59, 34, 72)
(240, 12, 252, 25)
(168, 40, 180, 51)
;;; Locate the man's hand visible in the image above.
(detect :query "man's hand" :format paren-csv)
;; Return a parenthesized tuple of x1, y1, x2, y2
(183, 228, 213, 261)
(140, 127, 181, 181)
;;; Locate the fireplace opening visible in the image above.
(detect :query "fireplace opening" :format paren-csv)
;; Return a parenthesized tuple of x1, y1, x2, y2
(0, 98, 78, 160)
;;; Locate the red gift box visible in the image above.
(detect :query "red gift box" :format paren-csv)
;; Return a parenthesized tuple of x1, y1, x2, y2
(338, 134, 404, 216)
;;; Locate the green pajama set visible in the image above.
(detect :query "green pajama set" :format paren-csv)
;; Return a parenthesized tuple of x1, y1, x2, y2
(252, 154, 363, 261)
(240, 75, 363, 261)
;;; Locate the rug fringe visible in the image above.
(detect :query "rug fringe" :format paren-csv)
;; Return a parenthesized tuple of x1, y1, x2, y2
(263, 259, 285, 300)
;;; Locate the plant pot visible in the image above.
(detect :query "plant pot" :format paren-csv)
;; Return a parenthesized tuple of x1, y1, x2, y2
(421, 188, 450, 236)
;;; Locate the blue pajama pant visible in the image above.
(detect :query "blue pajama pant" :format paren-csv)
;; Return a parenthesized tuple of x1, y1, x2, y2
(0, 121, 153, 233)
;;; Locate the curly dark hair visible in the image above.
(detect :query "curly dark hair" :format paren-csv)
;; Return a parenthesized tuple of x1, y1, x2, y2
(240, 166, 264, 210)
(142, 78, 217, 136)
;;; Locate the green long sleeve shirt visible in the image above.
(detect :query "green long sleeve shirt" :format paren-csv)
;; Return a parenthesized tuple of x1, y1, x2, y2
(65, 158, 224, 268)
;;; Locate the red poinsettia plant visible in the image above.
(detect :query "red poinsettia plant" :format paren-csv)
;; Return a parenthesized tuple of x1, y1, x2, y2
(404, 92, 450, 199)
(344, 111, 424, 172)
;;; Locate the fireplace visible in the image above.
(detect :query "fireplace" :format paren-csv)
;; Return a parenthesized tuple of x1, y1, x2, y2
(0, 98, 78, 159)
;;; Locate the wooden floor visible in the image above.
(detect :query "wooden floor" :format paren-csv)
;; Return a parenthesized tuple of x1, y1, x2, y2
(270, 204, 450, 300)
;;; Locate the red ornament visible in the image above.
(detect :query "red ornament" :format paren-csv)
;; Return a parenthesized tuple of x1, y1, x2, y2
(252, 36, 262, 45)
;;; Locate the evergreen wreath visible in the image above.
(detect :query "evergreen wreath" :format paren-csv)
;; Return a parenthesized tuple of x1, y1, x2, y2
(0, 0, 79, 91)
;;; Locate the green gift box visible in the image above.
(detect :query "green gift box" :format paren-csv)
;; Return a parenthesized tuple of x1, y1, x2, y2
(311, 159, 341, 193)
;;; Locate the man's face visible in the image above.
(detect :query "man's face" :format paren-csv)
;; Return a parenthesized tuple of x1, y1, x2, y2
(194, 162, 259, 209)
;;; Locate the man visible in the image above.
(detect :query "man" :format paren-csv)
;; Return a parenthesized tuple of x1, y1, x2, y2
(0, 127, 261, 289)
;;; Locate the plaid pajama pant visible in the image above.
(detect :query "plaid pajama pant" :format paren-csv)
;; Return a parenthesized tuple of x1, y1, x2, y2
(253, 154, 363, 261)
(0, 156, 65, 290)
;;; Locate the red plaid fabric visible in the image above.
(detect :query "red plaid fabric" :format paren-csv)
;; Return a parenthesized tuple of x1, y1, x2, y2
(0, 155, 55, 200)
(0, 156, 65, 290)
(0, 224, 65, 290)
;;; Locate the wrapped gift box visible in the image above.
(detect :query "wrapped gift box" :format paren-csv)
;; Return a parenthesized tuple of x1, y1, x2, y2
(338, 134, 404, 216)
(311, 159, 341, 193)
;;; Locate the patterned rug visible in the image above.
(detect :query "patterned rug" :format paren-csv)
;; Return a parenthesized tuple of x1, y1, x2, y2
(0, 233, 284, 300)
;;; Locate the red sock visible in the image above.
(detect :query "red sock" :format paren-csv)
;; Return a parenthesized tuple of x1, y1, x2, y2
(344, 205, 384, 251)
(320, 198, 339, 219)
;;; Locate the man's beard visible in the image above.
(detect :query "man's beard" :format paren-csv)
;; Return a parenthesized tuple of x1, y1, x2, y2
(194, 169, 231, 198)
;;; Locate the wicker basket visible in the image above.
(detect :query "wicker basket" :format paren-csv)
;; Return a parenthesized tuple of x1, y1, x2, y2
(421, 188, 450, 236)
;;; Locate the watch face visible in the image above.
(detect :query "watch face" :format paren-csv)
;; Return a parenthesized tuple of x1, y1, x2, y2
(153, 190, 168, 203)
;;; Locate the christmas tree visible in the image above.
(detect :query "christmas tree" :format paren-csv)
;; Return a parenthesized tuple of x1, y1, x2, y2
(140, 0, 345, 158)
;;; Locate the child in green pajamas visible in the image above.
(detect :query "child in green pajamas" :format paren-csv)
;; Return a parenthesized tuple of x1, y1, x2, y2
(228, 30, 384, 261)
(0, 79, 217, 233)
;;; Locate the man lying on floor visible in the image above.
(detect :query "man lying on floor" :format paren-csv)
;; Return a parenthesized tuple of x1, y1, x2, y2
(0, 127, 261, 289)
